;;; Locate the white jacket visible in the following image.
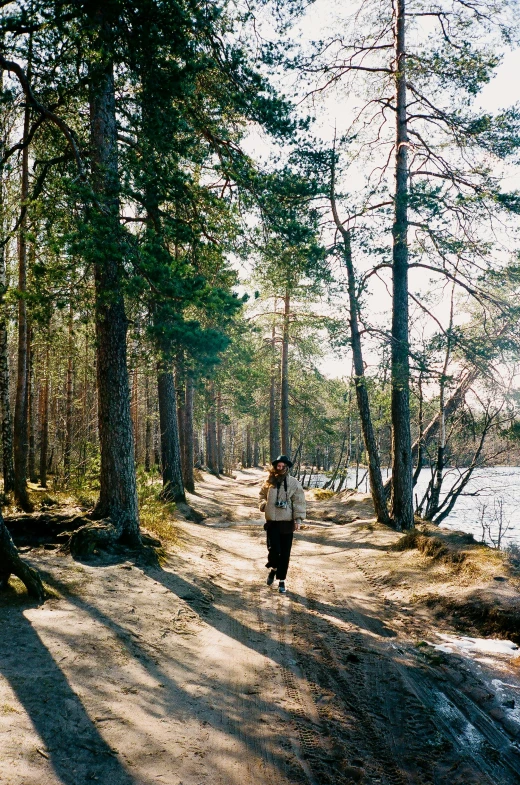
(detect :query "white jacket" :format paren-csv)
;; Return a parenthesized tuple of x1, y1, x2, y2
(259, 472, 306, 523)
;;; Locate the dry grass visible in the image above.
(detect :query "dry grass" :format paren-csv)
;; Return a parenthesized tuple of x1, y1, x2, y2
(1, 703, 20, 715)
(137, 474, 179, 546)
(313, 488, 335, 501)
(72, 489, 98, 511)
(382, 523, 520, 642)
(390, 526, 512, 576)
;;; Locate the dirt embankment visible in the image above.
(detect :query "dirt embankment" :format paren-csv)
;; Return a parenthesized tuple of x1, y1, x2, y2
(1, 469, 520, 785)
(304, 483, 520, 645)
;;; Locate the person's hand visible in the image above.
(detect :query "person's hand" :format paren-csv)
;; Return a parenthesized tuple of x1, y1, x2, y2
(259, 501, 266, 512)
(295, 519, 302, 530)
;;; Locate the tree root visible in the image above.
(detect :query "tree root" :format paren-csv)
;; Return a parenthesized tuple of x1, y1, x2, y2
(0, 514, 45, 603)
(175, 502, 206, 523)
(68, 519, 160, 565)
(69, 519, 125, 559)
(5, 512, 91, 546)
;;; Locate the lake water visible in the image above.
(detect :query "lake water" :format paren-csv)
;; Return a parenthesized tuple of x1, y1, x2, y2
(304, 466, 520, 548)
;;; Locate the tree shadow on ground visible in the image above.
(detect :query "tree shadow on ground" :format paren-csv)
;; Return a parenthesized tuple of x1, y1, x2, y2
(288, 589, 397, 638)
(296, 529, 390, 551)
(33, 568, 310, 783)
(0, 604, 137, 785)
(5, 536, 409, 785)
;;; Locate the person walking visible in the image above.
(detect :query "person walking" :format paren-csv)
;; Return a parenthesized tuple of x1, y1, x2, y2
(259, 455, 306, 594)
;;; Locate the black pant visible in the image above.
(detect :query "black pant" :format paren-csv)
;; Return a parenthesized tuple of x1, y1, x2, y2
(266, 526, 294, 581)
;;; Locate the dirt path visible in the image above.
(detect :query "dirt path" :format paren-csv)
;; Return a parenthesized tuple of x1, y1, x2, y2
(1, 471, 520, 785)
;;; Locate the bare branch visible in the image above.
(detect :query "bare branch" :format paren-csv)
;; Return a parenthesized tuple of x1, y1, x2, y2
(0, 54, 84, 176)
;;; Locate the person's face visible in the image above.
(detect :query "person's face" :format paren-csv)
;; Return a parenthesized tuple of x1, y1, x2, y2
(276, 462, 286, 472)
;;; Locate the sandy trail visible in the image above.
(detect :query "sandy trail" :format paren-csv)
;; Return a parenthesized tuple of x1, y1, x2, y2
(1, 471, 520, 785)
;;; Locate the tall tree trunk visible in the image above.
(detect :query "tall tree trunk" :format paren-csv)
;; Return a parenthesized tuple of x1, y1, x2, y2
(269, 305, 280, 460)
(131, 366, 139, 465)
(216, 388, 224, 473)
(246, 423, 252, 468)
(253, 420, 260, 467)
(330, 172, 390, 521)
(64, 306, 74, 484)
(205, 382, 219, 475)
(175, 361, 186, 480)
(27, 326, 37, 483)
(280, 289, 290, 456)
(144, 373, 152, 473)
(39, 345, 49, 489)
(154, 413, 161, 467)
(84, 12, 140, 545)
(13, 96, 31, 511)
(345, 233, 390, 523)
(80, 327, 88, 475)
(157, 365, 185, 502)
(0, 63, 14, 494)
(194, 427, 201, 468)
(0, 306, 14, 493)
(390, 0, 413, 530)
(183, 371, 195, 493)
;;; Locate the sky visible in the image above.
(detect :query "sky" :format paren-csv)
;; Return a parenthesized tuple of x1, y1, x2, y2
(241, 1, 520, 381)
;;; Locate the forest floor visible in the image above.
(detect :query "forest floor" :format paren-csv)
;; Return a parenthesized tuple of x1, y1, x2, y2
(1, 469, 520, 785)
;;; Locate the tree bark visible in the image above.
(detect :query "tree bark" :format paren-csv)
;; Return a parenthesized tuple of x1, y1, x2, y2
(0, 301, 14, 493)
(269, 306, 280, 460)
(253, 420, 260, 467)
(390, 0, 413, 530)
(27, 326, 37, 483)
(246, 423, 252, 468)
(280, 289, 290, 456)
(0, 63, 14, 495)
(216, 388, 224, 473)
(64, 306, 74, 484)
(153, 411, 161, 468)
(144, 372, 152, 473)
(131, 366, 139, 465)
(175, 362, 186, 479)
(157, 366, 185, 502)
(183, 371, 195, 492)
(80, 11, 140, 549)
(39, 345, 49, 489)
(0, 509, 44, 602)
(205, 382, 219, 475)
(13, 95, 32, 511)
